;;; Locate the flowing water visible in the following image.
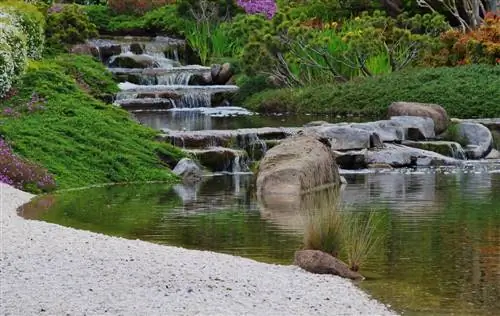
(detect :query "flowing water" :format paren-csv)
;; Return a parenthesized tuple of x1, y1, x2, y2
(20, 167, 500, 315)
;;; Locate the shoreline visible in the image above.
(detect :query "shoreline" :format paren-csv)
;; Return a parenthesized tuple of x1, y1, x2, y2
(1, 183, 396, 315)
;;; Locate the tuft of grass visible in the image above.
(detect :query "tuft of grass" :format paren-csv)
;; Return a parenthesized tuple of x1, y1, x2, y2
(340, 210, 387, 272)
(302, 188, 343, 256)
(0, 55, 183, 190)
(244, 65, 500, 118)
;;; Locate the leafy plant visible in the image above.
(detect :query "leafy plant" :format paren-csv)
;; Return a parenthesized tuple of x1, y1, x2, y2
(107, 0, 174, 16)
(45, 4, 97, 50)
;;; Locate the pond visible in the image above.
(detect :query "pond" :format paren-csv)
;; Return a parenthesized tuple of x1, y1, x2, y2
(20, 167, 500, 315)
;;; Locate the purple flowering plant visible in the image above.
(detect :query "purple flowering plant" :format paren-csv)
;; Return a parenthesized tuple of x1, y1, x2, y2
(236, 0, 277, 19)
(0, 137, 56, 192)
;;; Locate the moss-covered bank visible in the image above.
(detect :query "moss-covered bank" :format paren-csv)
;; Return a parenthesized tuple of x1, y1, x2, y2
(244, 65, 500, 119)
(0, 55, 183, 189)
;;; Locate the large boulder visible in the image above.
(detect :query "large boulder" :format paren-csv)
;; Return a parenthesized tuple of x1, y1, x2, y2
(456, 122, 493, 159)
(294, 250, 364, 280)
(388, 102, 449, 134)
(256, 136, 340, 207)
(389, 116, 435, 140)
(173, 158, 203, 184)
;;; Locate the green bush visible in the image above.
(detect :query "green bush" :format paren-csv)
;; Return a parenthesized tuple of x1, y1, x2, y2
(244, 65, 500, 118)
(0, 1, 45, 59)
(45, 4, 97, 50)
(0, 56, 183, 189)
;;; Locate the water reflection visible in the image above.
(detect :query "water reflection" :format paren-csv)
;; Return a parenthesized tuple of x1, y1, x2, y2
(19, 171, 500, 315)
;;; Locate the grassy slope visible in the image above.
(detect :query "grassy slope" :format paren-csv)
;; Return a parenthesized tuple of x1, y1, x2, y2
(244, 65, 500, 118)
(0, 55, 183, 189)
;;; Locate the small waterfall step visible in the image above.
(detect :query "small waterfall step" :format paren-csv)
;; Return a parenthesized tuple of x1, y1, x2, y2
(158, 127, 301, 148)
(184, 147, 250, 173)
(86, 36, 186, 63)
(116, 83, 240, 108)
(402, 140, 467, 160)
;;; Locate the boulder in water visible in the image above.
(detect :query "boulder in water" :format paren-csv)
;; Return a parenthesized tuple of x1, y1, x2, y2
(294, 250, 364, 280)
(256, 135, 341, 207)
(366, 143, 461, 167)
(388, 101, 449, 134)
(173, 158, 203, 184)
(129, 43, 144, 55)
(304, 125, 376, 150)
(456, 122, 493, 159)
(184, 147, 249, 173)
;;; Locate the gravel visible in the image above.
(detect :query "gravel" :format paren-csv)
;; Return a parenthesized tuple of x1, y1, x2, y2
(1, 184, 396, 316)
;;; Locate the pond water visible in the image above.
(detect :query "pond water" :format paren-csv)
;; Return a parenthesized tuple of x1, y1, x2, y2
(20, 168, 500, 315)
(132, 107, 368, 131)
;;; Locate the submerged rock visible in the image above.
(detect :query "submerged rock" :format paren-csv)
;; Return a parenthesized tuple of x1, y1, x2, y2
(388, 101, 449, 134)
(294, 250, 364, 281)
(173, 158, 203, 184)
(257, 136, 340, 207)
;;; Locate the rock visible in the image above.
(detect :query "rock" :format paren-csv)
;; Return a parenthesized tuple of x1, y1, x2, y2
(486, 149, 500, 159)
(70, 44, 99, 58)
(216, 63, 233, 84)
(402, 141, 466, 160)
(304, 121, 329, 128)
(257, 136, 340, 207)
(189, 73, 212, 86)
(184, 147, 249, 172)
(172, 158, 203, 184)
(389, 116, 435, 140)
(349, 121, 404, 143)
(98, 45, 122, 62)
(108, 54, 158, 68)
(333, 149, 367, 170)
(129, 43, 143, 55)
(210, 64, 222, 82)
(294, 250, 364, 280)
(366, 144, 460, 168)
(304, 125, 374, 150)
(388, 101, 449, 134)
(456, 122, 493, 159)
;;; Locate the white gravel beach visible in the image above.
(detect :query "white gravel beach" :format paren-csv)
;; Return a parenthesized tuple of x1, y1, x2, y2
(1, 183, 396, 316)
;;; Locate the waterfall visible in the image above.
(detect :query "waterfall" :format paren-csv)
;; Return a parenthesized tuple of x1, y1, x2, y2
(157, 72, 193, 85)
(450, 143, 467, 160)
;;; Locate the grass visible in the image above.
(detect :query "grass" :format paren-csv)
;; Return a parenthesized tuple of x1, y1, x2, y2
(340, 210, 387, 272)
(0, 55, 184, 190)
(244, 65, 500, 119)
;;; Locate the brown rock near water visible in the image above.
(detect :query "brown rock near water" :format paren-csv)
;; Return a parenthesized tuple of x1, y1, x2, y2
(388, 102, 449, 134)
(294, 250, 364, 280)
(256, 136, 340, 209)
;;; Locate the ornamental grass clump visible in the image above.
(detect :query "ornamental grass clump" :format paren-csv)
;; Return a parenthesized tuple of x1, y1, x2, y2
(0, 137, 56, 193)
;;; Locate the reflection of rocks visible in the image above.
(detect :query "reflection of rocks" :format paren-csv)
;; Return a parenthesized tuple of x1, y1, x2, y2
(294, 250, 364, 280)
(172, 158, 203, 184)
(257, 136, 340, 209)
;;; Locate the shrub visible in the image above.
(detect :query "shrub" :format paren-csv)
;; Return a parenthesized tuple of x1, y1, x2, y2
(244, 65, 500, 118)
(430, 12, 500, 66)
(237, 0, 277, 18)
(0, 1, 45, 59)
(108, 0, 174, 16)
(0, 42, 15, 98)
(45, 4, 97, 50)
(0, 137, 56, 193)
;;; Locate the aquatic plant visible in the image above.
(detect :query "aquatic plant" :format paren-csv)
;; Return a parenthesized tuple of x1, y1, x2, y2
(341, 210, 386, 272)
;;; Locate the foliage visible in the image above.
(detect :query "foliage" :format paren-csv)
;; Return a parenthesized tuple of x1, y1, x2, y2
(176, 0, 242, 20)
(340, 210, 386, 272)
(0, 56, 183, 189)
(233, 74, 274, 104)
(429, 12, 500, 66)
(0, 1, 45, 59)
(107, 0, 174, 16)
(45, 4, 97, 51)
(244, 65, 500, 118)
(237, 0, 277, 18)
(0, 137, 56, 193)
